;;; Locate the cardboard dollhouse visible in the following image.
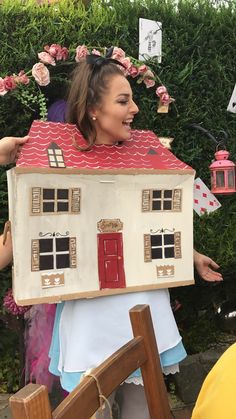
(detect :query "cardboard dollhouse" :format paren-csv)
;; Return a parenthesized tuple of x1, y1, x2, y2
(7, 121, 195, 305)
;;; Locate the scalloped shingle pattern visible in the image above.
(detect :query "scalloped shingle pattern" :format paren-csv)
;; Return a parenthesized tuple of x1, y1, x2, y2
(17, 120, 192, 170)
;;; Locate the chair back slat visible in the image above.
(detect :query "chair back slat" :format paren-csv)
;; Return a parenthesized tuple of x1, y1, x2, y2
(130, 304, 172, 419)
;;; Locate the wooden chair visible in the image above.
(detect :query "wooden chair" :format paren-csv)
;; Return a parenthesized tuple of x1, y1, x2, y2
(10, 304, 172, 419)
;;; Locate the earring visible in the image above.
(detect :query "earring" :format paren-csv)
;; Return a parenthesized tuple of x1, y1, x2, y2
(92, 116, 96, 121)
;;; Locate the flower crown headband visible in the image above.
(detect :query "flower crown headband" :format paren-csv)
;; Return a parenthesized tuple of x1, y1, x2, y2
(0, 44, 174, 120)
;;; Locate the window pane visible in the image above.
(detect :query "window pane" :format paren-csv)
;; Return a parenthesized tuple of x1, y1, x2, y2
(216, 171, 225, 187)
(40, 255, 54, 270)
(152, 190, 161, 199)
(164, 234, 174, 245)
(57, 189, 69, 199)
(163, 201, 172, 210)
(164, 247, 175, 258)
(43, 202, 55, 212)
(57, 202, 69, 212)
(55, 149, 63, 155)
(56, 238, 69, 252)
(39, 239, 53, 253)
(43, 189, 55, 199)
(228, 170, 235, 188)
(151, 248, 162, 259)
(164, 190, 172, 198)
(152, 200, 161, 210)
(56, 254, 70, 269)
(151, 235, 162, 246)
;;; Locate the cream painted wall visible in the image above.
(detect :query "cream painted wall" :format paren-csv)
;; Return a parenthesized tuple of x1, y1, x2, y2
(8, 169, 194, 304)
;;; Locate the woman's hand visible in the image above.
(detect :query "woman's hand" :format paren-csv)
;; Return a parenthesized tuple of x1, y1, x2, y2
(0, 136, 28, 165)
(194, 250, 223, 282)
(0, 231, 13, 270)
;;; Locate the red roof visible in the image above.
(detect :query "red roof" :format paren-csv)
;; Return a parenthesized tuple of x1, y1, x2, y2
(17, 120, 192, 171)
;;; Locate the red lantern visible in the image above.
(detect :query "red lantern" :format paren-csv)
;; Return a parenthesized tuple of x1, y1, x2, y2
(189, 124, 236, 195)
(209, 149, 236, 195)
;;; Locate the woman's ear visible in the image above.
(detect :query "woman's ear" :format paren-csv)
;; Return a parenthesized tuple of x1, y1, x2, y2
(88, 105, 98, 121)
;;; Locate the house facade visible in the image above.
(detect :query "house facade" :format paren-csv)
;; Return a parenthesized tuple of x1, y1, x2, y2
(7, 121, 195, 305)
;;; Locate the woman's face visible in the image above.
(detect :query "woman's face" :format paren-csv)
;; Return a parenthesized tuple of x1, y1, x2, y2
(92, 74, 139, 145)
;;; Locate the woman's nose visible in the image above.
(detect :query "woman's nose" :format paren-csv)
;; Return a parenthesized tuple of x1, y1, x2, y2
(131, 100, 139, 114)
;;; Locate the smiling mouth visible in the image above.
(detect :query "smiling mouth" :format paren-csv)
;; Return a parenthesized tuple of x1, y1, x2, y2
(122, 119, 133, 127)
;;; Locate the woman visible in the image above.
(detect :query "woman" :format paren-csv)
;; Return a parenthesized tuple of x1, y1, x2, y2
(48, 54, 222, 418)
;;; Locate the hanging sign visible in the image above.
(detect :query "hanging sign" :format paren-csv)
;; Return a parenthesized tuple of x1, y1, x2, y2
(139, 18, 162, 62)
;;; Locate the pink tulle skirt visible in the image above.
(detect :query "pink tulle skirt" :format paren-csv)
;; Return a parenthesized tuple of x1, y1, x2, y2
(24, 304, 56, 391)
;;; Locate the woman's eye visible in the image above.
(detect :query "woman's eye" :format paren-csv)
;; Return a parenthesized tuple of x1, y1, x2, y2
(118, 100, 128, 105)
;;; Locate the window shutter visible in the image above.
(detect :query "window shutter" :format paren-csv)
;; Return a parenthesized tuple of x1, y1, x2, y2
(174, 232, 182, 258)
(31, 240, 40, 271)
(31, 187, 41, 214)
(144, 234, 152, 262)
(71, 188, 81, 213)
(173, 189, 182, 211)
(69, 237, 77, 268)
(142, 190, 151, 212)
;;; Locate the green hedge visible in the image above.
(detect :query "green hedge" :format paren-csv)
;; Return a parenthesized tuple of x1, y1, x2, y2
(0, 0, 236, 389)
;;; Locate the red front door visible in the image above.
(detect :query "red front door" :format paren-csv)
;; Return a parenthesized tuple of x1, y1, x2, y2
(98, 233, 126, 289)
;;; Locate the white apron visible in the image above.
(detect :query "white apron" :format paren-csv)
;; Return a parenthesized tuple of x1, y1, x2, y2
(58, 289, 182, 373)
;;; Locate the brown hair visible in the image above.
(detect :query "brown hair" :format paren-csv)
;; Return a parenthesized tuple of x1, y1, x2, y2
(66, 60, 124, 148)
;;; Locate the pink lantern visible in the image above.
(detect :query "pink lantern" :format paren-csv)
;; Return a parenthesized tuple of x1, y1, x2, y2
(209, 149, 236, 194)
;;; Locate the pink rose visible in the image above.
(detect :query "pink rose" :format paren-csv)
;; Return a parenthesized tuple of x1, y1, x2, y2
(14, 71, 30, 85)
(138, 64, 148, 75)
(44, 44, 56, 56)
(0, 77, 7, 96)
(117, 57, 132, 76)
(4, 76, 17, 91)
(143, 70, 155, 88)
(17, 70, 30, 85)
(44, 44, 68, 61)
(160, 93, 172, 105)
(32, 62, 50, 86)
(60, 47, 69, 61)
(129, 65, 139, 78)
(111, 47, 126, 61)
(44, 43, 59, 58)
(156, 85, 167, 97)
(91, 49, 101, 56)
(38, 51, 56, 66)
(120, 57, 132, 69)
(75, 45, 89, 62)
(143, 77, 155, 88)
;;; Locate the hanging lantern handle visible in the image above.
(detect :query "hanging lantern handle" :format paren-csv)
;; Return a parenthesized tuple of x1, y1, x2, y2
(216, 140, 227, 151)
(189, 124, 229, 149)
(216, 130, 228, 146)
(188, 123, 218, 144)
